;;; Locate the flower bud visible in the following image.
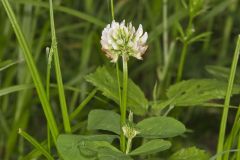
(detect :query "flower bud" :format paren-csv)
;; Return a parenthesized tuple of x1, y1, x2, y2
(122, 123, 140, 140)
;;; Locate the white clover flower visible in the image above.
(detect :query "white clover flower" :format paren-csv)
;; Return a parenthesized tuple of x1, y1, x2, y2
(101, 20, 148, 63)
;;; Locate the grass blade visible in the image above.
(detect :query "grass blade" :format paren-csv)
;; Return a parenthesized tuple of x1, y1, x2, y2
(18, 129, 54, 160)
(217, 35, 240, 160)
(1, 0, 59, 142)
(49, 0, 71, 133)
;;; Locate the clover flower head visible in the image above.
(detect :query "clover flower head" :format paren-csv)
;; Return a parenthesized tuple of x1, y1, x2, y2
(122, 123, 140, 140)
(101, 20, 148, 62)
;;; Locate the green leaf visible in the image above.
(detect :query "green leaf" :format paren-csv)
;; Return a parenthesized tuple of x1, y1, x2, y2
(85, 66, 148, 115)
(87, 109, 121, 134)
(0, 59, 23, 71)
(136, 117, 185, 138)
(97, 148, 133, 160)
(129, 139, 171, 156)
(188, 32, 211, 44)
(155, 79, 240, 109)
(169, 147, 210, 160)
(0, 84, 34, 97)
(57, 134, 118, 160)
(206, 65, 240, 83)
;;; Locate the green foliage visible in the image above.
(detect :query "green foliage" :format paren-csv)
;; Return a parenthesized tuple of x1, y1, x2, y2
(153, 79, 240, 110)
(129, 139, 171, 156)
(85, 66, 148, 115)
(136, 116, 186, 138)
(189, 0, 204, 18)
(206, 65, 240, 83)
(169, 147, 210, 160)
(2, 0, 239, 159)
(87, 109, 121, 134)
(57, 134, 121, 160)
(0, 59, 22, 71)
(97, 148, 133, 160)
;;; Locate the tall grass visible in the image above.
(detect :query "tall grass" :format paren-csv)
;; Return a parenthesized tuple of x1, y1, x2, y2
(0, 0, 240, 159)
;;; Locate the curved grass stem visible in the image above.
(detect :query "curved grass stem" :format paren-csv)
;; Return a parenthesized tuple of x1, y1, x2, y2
(1, 0, 59, 143)
(49, 0, 71, 133)
(217, 35, 240, 160)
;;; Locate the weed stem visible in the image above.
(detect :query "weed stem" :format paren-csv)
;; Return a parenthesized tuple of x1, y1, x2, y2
(217, 35, 240, 160)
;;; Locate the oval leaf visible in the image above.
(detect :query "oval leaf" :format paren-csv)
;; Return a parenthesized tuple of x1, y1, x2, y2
(57, 134, 118, 160)
(169, 147, 210, 160)
(136, 116, 186, 138)
(129, 139, 171, 156)
(87, 109, 121, 134)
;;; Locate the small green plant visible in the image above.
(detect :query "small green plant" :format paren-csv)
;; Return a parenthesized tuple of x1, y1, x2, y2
(1, 0, 240, 160)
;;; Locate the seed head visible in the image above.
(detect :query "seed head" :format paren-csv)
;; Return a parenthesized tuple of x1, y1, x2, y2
(101, 20, 148, 62)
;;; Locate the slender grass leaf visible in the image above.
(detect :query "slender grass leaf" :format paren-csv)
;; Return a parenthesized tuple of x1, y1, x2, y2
(18, 129, 54, 160)
(16, 0, 105, 27)
(0, 59, 23, 71)
(49, 0, 71, 133)
(0, 84, 34, 97)
(1, 0, 59, 142)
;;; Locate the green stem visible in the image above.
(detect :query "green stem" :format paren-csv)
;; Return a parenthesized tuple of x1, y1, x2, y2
(116, 62, 124, 150)
(176, 42, 188, 82)
(126, 138, 132, 154)
(163, 0, 168, 64)
(49, 0, 71, 133)
(69, 88, 97, 120)
(46, 47, 53, 153)
(217, 35, 240, 160)
(18, 129, 54, 160)
(110, 0, 114, 20)
(237, 134, 240, 160)
(120, 55, 128, 152)
(109, 0, 126, 152)
(1, 0, 59, 143)
(223, 104, 240, 160)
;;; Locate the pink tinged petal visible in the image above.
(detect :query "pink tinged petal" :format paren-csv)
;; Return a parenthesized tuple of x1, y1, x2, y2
(140, 32, 148, 44)
(123, 27, 128, 35)
(140, 46, 148, 54)
(111, 54, 119, 63)
(120, 20, 125, 27)
(102, 31, 109, 41)
(112, 21, 119, 30)
(133, 52, 143, 60)
(135, 24, 143, 39)
(100, 40, 110, 49)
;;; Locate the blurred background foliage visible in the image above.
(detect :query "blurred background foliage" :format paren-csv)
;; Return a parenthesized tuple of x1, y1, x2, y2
(0, 0, 240, 159)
